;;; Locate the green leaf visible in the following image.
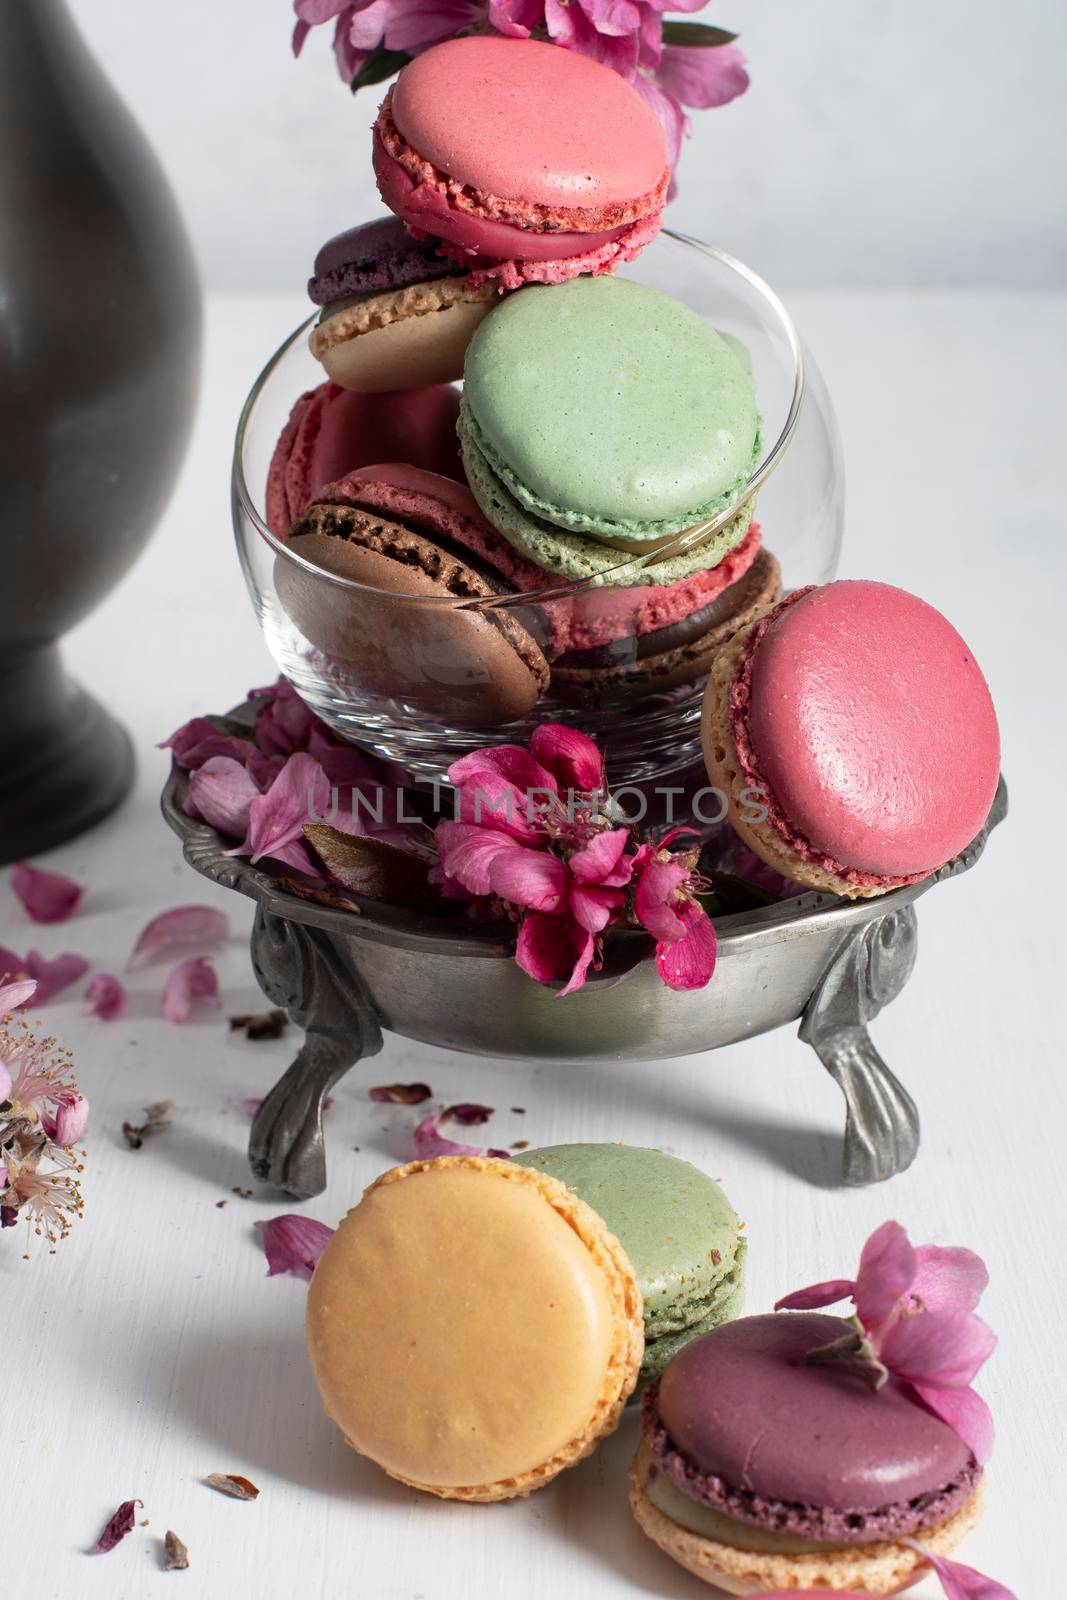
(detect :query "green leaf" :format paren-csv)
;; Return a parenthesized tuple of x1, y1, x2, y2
(351, 47, 410, 93)
(661, 22, 739, 48)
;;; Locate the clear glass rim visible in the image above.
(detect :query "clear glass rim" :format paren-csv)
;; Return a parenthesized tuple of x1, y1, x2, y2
(232, 231, 805, 609)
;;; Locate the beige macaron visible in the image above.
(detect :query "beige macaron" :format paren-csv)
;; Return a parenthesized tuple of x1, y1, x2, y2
(629, 1455, 983, 1595)
(309, 277, 496, 392)
(306, 1156, 644, 1501)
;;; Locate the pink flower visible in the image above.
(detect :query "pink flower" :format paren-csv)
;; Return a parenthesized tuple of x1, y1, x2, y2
(775, 1221, 996, 1462)
(84, 974, 127, 1021)
(128, 905, 230, 971)
(226, 751, 332, 876)
(161, 957, 221, 1025)
(903, 1544, 1017, 1600)
(436, 724, 630, 995)
(632, 827, 717, 990)
(0, 948, 89, 1006)
(11, 862, 84, 924)
(255, 1213, 335, 1279)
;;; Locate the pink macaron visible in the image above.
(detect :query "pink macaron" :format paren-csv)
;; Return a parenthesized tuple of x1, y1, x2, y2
(702, 580, 1001, 898)
(265, 382, 464, 537)
(373, 37, 669, 290)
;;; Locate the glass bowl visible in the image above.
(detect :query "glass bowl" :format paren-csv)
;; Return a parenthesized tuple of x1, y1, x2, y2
(233, 231, 844, 783)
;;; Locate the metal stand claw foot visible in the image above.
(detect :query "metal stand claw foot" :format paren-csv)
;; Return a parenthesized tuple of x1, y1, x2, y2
(247, 907, 384, 1198)
(800, 906, 920, 1186)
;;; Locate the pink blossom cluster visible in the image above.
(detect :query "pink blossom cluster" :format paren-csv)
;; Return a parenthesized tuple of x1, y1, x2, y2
(0, 977, 88, 1244)
(434, 722, 717, 994)
(291, 0, 748, 169)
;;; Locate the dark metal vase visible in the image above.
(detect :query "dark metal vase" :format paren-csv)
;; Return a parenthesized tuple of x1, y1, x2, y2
(0, 0, 200, 862)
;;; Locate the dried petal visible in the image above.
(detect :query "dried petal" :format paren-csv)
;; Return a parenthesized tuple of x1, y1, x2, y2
(85, 974, 127, 1020)
(204, 1473, 260, 1501)
(228, 752, 331, 870)
(123, 1100, 175, 1149)
(230, 1009, 289, 1040)
(303, 825, 439, 910)
(128, 906, 230, 971)
(442, 1103, 494, 1125)
(0, 947, 89, 1005)
(162, 958, 221, 1024)
(163, 1530, 190, 1570)
(369, 1082, 432, 1105)
(160, 716, 256, 770)
(255, 1213, 334, 1279)
(413, 1112, 482, 1159)
(0, 976, 37, 1015)
(185, 756, 260, 839)
(11, 862, 84, 924)
(95, 1498, 142, 1553)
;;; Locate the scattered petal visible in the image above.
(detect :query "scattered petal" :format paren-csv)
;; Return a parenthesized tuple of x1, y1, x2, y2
(163, 1530, 190, 1570)
(413, 1112, 481, 1159)
(85, 974, 126, 1021)
(161, 958, 221, 1025)
(442, 1103, 494, 1125)
(128, 906, 230, 971)
(369, 1082, 432, 1104)
(160, 716, 255, 770)
(902, 1543, 1017, 1599)
(185, 757, 260, 839)
(95, 1499, 142, 1553)
(229, 1009, 288, 1041)
(0, 948, 89, 1005)
(203, 1473, 260, 1501)
(854, 1220, 918, 1329)
(11, 862, 84, 923)
(227, 752, 332, 872)
(255, 1214, 334, 1279)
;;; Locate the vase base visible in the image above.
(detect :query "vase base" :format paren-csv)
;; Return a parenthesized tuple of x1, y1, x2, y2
(0, 646, 134, 865)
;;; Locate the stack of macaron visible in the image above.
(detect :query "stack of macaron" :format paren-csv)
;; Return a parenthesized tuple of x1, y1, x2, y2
(264, 33, 772, 720)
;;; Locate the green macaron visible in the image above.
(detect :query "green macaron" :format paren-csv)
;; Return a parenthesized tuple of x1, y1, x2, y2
(513, 1143, 746, 1384)
(459, 276, 761, 581)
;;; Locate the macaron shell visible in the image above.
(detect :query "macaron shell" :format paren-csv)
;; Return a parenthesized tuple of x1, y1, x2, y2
(461, 407, 757, 588)
(461, 279, 761, 534)
(265, 382, 463, 537)
(391, 37, 667, 209)
(307, 213, 454, 304)
(655, 1313, 973, 1512)
(306, 1157, 644, 1499)
(743, 582, 1000, 878)
(310, 278, 494, 392)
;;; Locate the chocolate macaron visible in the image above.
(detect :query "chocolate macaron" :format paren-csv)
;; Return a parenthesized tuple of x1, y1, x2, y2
(306, 1155, 644, 1500)
(703, 581, 1001, 899)
(278, 464, 551, 723)
(631, 1312, 984, 1594)
(308, 216, 494, 391)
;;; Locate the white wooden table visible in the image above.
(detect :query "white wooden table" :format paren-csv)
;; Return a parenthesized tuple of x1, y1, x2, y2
(6, 289, 1063, 1599)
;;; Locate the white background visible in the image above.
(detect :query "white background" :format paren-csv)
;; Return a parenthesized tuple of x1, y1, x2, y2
(7, 5, 1067, 1599)
(68, 0, 1067, 290)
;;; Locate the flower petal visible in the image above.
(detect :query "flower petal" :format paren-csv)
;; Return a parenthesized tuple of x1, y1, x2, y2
(0, 1059, 11, 1101)
(159, 716, 256, 770)
(854, 1220, 918, 1330)
(185, 756, 260, 839)
(656, 901, 717, 990)
(161, 957, 221, 1025)
(0, 977, 37, 1015)
(529, 723, 604, 794)
(14, 950, 90, 1004)
(43, 1092, 89, 1147)
(634, 851, 690, 941)
(570, 882, 625, 933)
(881, 1309, 996, 1391)
(578, 0, 641, 40)
(128, 905, 230, 971)
(413, 1112, 481, 1159)
(902, 1543, 1017, 1599)
(11, 862, 84, 924)
(84, 974, 127, 1021)
(229, 752, 333, 866)
(452, 768, 548, 843)
(633, 73, 689, 169)
(775, 1278, 857, 1313)
(369, 1082, 432, 1104)
(383, 0, 479, 52)
(436, 822, 566, 910)
(487, 0, 543, 36)
(569, 827, 633, 886)
(95, 1499, 142, 1554)
(516, 912, 596, 995)
(255, 1213, 335, 1279)
(908, 1382, 996, 1465)
(653, 41, 750, 111)
(912, 1245, 989, 1316)
(253, 679, 316, 756)
(443, 1102, 494, 1125)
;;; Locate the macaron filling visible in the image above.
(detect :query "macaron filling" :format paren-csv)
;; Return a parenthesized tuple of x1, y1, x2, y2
(640, 1385, 982, 1545)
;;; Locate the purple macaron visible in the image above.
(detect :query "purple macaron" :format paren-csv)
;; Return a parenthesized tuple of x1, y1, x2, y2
(644, 1313, 980, 1545)
(308, 215, 454, 306)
